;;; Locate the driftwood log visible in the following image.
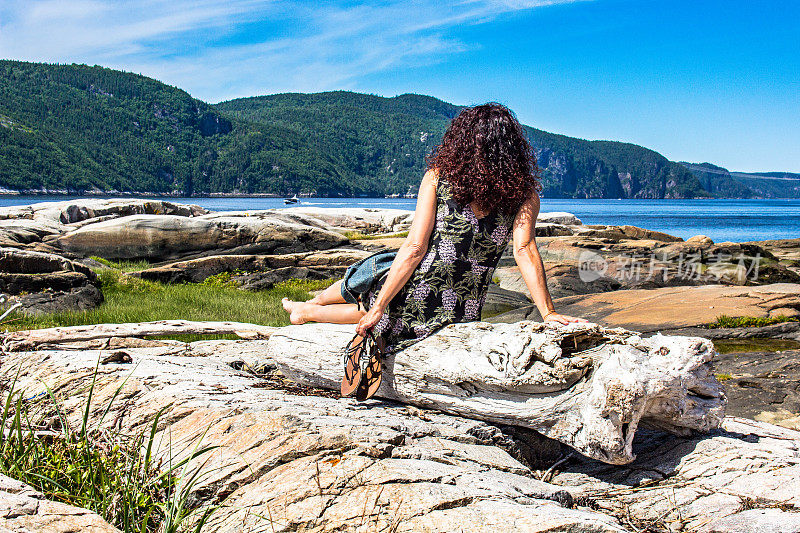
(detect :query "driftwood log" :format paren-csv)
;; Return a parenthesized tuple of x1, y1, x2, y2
(1, 320, 276, 352)
(268, 321, 727, 464)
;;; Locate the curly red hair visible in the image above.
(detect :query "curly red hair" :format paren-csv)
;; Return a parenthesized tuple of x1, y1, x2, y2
(428, 103, 541, 216)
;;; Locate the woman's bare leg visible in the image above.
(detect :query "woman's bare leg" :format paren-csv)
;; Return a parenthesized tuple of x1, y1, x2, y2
(308, 279, 347, 305)
(282, 279, 364, 324)
(281, 299, 364, 325)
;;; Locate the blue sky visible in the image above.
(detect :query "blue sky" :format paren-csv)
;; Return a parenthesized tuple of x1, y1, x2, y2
(0, 0, 798, 172)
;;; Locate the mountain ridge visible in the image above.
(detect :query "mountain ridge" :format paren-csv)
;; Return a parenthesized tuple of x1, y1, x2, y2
(680, 162, 800, 198)
(0, 60, 795, 198)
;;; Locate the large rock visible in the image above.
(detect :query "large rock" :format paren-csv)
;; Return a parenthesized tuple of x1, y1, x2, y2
(0, 340, 627, 533)
(282, 207, 416, 233)
(0, 198, 206, 225)
(0, 474, 119, 532)
(0, 247, 103, 314)
(0, 218, 63, 248)
(743, 237, 800, 262)
(492, 283, 800, 333)
(549, 417, 800, 531)
(1, 334, 797, 531)
(270, 321, 726, 465)
(481, 284, 533, 318)
(281, 208, 584, 234)
(668, 320, 800, 341)
(494, 263, 622, 300)
(134, 248, 371, 284)
(53, 213, 349, 260)
(535, 235, 800, 288)
(0, 199, 206, 255)
(538, 212, 583, 225)
(568, 283, 800, 329)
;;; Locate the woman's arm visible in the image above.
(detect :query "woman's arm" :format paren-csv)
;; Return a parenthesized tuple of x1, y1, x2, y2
(356, 169, 438, 335)
(512, 193, 587, 324)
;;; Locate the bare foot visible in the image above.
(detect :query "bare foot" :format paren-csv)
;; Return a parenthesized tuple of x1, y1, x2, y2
(281, 298, 308, 325)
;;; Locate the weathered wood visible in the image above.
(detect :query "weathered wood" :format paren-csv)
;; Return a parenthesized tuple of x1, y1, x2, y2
(268, 321, 726, 465)
(2, 320, 276, 352)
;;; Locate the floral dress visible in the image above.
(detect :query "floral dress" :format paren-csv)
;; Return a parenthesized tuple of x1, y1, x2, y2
(367, 178, 515, 353)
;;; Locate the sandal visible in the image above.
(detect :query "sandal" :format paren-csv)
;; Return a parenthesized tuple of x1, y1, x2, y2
(356, 334, 386, 401)
(341, 333, 367, 397)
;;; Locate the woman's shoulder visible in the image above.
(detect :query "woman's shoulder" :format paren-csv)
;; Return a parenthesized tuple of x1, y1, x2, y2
(423, 167, 441, 186)
(422, 168, 452, 199)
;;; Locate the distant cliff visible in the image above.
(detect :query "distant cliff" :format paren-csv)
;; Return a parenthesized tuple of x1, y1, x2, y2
(0, 59, 786, 198)
(681, 162, 800, 198)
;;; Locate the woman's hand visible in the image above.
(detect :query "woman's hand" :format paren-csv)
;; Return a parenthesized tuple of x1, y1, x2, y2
(356, 306, 385, 337)
(543, 311, 588, 324)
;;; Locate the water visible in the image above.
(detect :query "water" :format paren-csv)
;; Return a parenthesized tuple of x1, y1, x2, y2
(2, 196, 798, 243)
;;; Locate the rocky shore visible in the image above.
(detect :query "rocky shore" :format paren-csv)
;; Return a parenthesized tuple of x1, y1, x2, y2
(2, 329, 799, 532)
(1, 198, 800, 531)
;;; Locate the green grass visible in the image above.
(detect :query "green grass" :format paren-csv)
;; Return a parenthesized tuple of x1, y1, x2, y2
(343, 230, 409, 240)
(275, 278, 336, 292)
(0, 367, 218, 532)
(89, 256, 152, 272)
(707, 314, 799, 329)
(1, 270, 335, 340)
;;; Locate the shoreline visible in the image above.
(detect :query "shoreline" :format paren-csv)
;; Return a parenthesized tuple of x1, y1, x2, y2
(2, 191, 796, 200)
(0, 191, 416, 200)
(1, 196, 798, 243)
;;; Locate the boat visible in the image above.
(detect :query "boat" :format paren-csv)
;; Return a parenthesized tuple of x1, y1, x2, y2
(284, 194, 299, 205)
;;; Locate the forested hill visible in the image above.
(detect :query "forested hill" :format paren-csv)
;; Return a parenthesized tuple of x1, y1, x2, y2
(680, 162, 800, 198)
(0, 61, 348, 195)
(216, 92, 707, 198)
(1, 60, 708, 197)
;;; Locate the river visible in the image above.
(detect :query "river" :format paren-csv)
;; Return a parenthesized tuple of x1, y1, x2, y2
(1, 196, 798, 243)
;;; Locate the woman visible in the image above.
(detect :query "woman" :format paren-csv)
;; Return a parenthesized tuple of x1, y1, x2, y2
(282, 103, 586, 355)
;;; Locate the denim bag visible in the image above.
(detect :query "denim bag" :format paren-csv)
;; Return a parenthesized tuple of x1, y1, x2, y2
(340, 251, 397, 308)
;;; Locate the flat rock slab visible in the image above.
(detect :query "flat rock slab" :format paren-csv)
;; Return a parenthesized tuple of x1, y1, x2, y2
(0, 474, 119, 532)
(551, 417, 800, 532)
(492, 283, 800, 332)
(281, 207, 415, 233)
(1, 339, 798, 532)
(0, 198, 206, 225)
(1, 342, 623, 533)
(700, 508, 800, 533)
(0, 247, 103, 315)
(279, 208, 582, 233)
(493, 263, 621, 300)
(711, 348, 800, 431)
(54, 213, 348, 260)
(744, 238, 800, 263)
(535, 235, 800, 287)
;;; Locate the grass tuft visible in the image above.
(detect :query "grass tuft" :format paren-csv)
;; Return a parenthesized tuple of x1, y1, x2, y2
(90, 256, 152, 272)
(343, 230, 409, 240)
(0, 367, 218, 532)
(274, 278, 336, 292)
(199, 271, 239, 289)
(707, 314, 799, 329)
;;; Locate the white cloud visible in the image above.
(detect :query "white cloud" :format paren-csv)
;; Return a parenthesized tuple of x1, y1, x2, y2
(0, 0, 587, 101)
